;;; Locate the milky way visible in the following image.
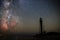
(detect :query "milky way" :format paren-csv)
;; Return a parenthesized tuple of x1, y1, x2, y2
(1, 0, 18, 33)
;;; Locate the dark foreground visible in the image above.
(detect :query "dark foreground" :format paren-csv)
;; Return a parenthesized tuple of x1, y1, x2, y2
(0, 32, 60, 40)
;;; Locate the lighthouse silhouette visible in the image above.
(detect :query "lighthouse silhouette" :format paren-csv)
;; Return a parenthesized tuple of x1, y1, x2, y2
(40, 17, 43, 35)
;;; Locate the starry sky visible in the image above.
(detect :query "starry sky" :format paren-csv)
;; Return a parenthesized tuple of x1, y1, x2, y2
(0, 0, 60, 34)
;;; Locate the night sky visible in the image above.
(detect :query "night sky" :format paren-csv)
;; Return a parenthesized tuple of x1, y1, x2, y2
(0, 0, 60, 34)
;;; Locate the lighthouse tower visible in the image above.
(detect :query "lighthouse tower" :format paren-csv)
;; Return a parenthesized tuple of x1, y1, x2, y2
(40, 17, 43, 35)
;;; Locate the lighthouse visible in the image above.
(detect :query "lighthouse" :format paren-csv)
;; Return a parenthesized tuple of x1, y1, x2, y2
(40, 17, 43, 35)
